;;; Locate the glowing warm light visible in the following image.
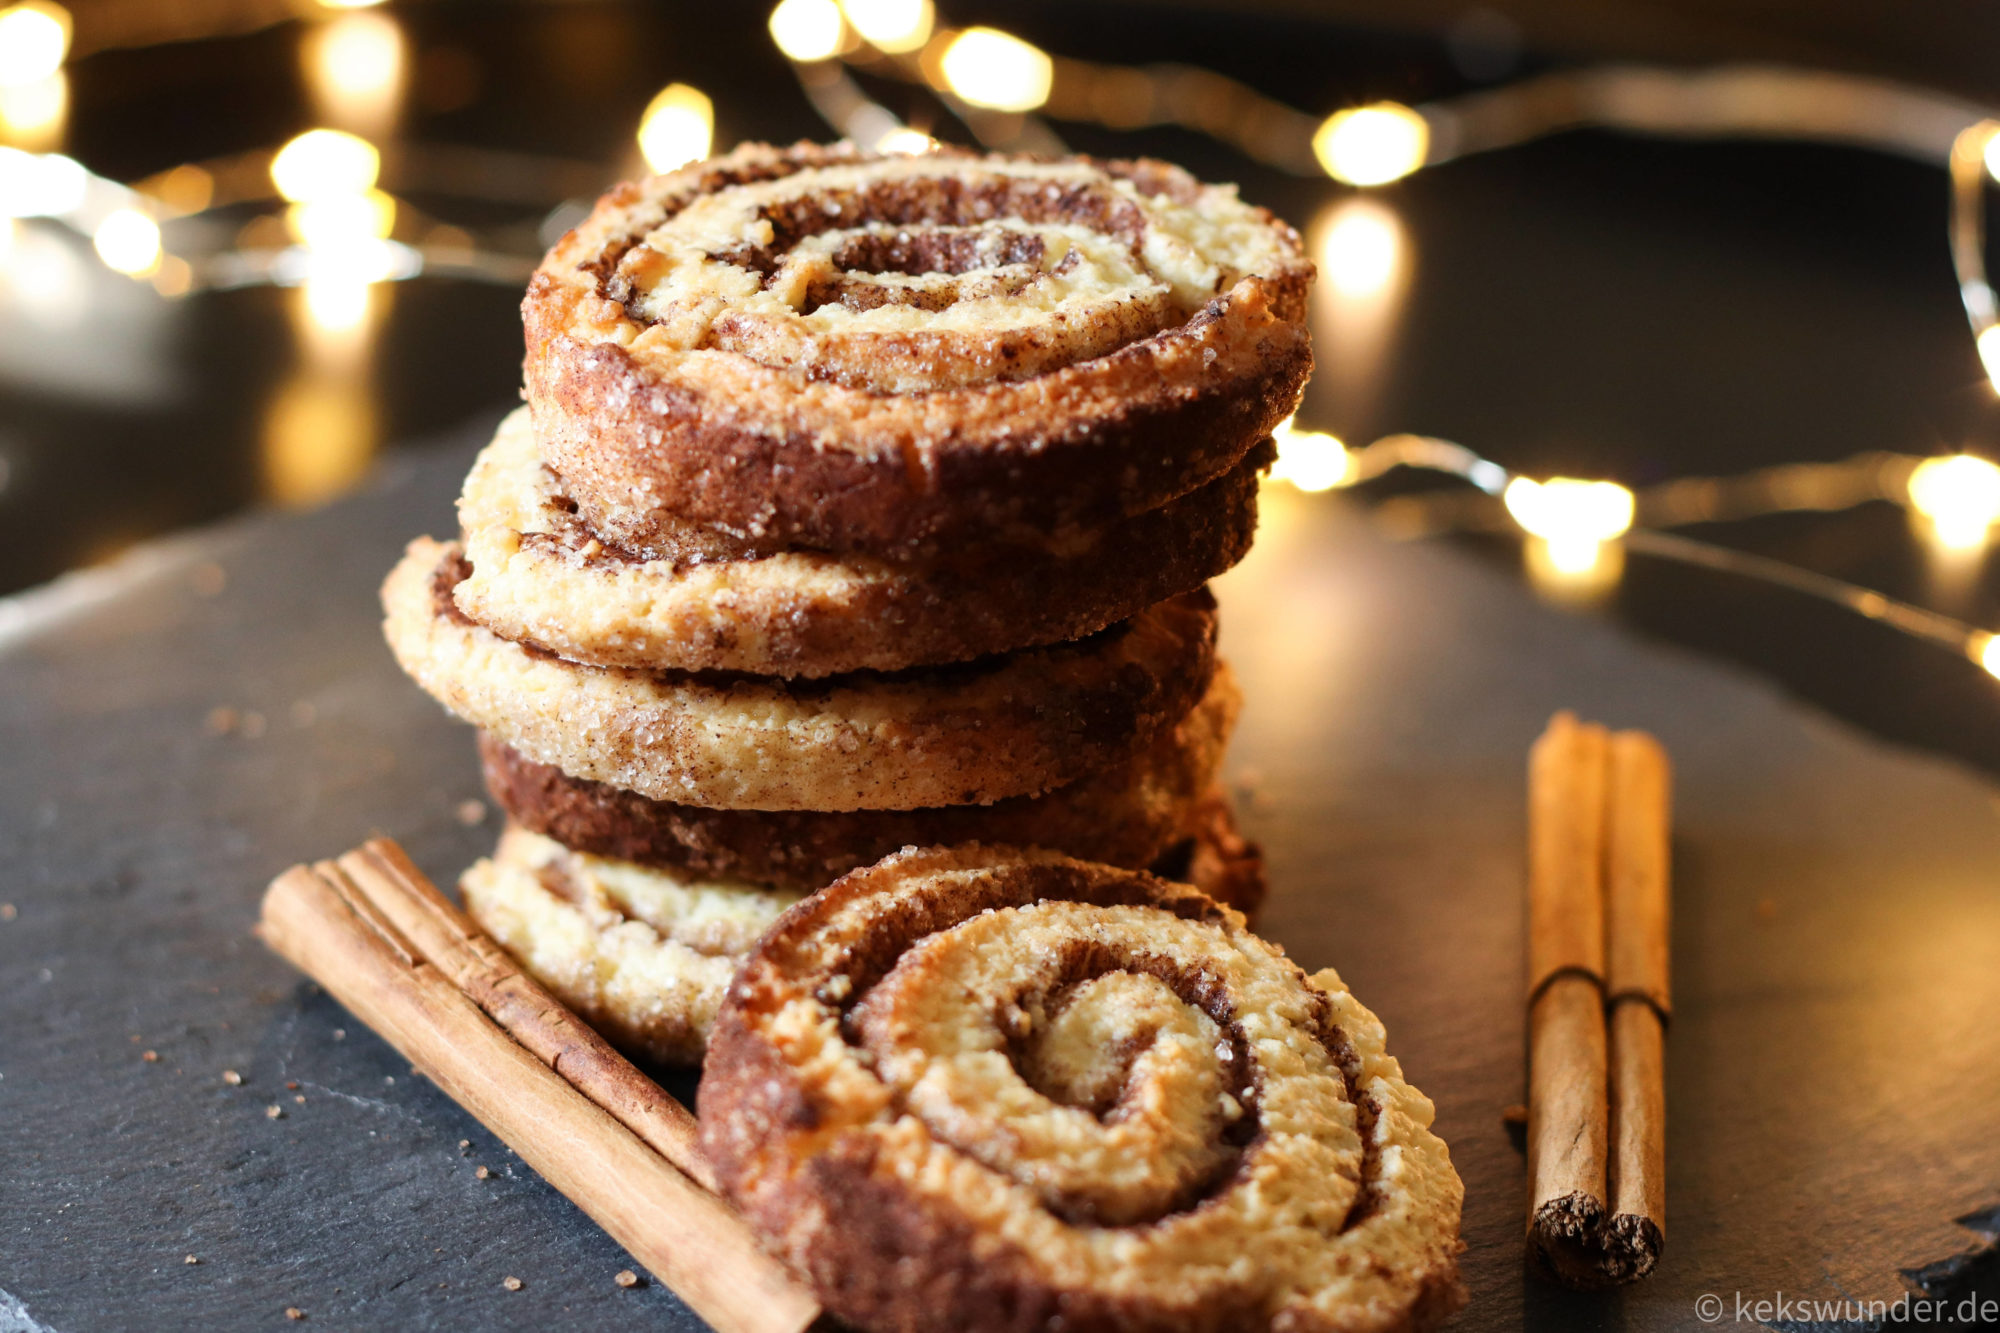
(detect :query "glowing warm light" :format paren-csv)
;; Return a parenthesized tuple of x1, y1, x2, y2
(1506, 475, 1635, 581)
(0, 146, 82, 216)
(0, 70, 63, 146)
(1976, 325, 2000, 396)
(302, 11, 406, 136)
(1976, 632, 2000, 680)
(92, 208, 161, 276)
(316, 0, 387, 8)
(0, 2, 70, 88)
(262, 371, 376, 508)
(146, 163, 213, 216)
(1312, 103, 1429, 186)
(1318, 199, 1402, 298)
(270, 129, 379, 203)
(939, 27, 1052, 113)
(150, 253, 192, 298)
(287, 188, 395, 248)
(1908, 453, 2000, 551)
(875, 126, 936, 155)
(304, 274, 371, 331)
(637, 83, 713, 174)
(1268, 416, 1351, 492)
(1985, 129, 2000, 186)
(768, 0, 845, 62)
(840, 0, 930, 52)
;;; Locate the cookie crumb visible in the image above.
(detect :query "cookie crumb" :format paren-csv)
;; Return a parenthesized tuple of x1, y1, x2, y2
(184, 1254, 199, 1265)
(293, 1095, 306, 1105)
(456, 799, 487, 827)
(502, 1276, 522, 1292)
(142, 1050, 160, 1063)
(284, 1307, 305, 1321)
(286, 1081, 299, 1091)
(332, 1029, 345, 1041)
(266, 1105, 284, 1120)
(204, 706, 238, 736)
(457, 1139, 470, 1151)
(0, 903, 15, 921)
(614, 1270, 639, 1289)
(222, 1070, 242, 1085)
(475, 1166, 490, 1180)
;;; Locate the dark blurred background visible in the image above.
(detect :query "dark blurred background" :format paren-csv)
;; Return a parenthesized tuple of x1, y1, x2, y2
(6, 0, 2000, 776)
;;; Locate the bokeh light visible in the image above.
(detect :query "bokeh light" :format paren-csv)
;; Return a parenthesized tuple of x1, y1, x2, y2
(1269, 416, 1352, 492)
(1317, 198, 1403, 298)
(1505, 475, 1635, 580)
(0, 146, 82, 216)
(768, 0, 846, 62)
(1312, 103, 1428, 186)
(286, 188, 396, 249)
(0, 2, 70, 88)
(92, 208, 161, 276)
(839, 0, 931, 53)
(637, 83, 713, 174)
(874, 126, 937, 155)
(302, 10, 406, 137)
(270, 129, 380, 203)
(1908, 453, 2000, 551)
(939, 28, 1052, 113)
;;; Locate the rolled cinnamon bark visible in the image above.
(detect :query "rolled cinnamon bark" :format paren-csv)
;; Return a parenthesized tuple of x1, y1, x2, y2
(1524, 714, 1671, 1287)
(258, 840, 820, 1333)
(1525, 713, 1612, 1285)
(1605, 730, 1672, 1278)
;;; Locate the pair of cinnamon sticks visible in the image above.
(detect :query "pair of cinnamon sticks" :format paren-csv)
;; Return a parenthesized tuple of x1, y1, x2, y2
(1525, 711, 1671, 1287)
(258, 841, 821, 1333)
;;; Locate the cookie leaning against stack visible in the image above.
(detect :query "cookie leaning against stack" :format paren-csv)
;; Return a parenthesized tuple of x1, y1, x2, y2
(382, 140, 1314, 1063)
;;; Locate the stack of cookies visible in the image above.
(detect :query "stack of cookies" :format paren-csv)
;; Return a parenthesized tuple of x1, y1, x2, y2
(382, 141, 1314, 1064)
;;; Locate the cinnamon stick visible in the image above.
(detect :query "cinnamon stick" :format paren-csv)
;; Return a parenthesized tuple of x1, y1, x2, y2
(1524, 714, 1672, 1287)
(1525, 713, 1612, 1285)
(258, 841, 820, 1333)
(1604, 731, 1671, 1278)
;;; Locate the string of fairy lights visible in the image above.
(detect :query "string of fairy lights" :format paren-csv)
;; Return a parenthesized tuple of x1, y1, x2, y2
(6, 0, 2000, 677)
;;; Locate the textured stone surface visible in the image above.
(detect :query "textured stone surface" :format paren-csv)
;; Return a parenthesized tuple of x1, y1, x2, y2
(1, 413, 1996, 1330)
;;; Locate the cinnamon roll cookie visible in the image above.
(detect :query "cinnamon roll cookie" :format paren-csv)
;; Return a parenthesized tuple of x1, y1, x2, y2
(382, 537, 1216, 810)
(701, 846, 1465, 1333)
(524, 142, 1312, 559)
(459, 826, 799, 1066)
(475, 665, 1252, 901)
(459, 800, 1261, 1067)
(453, 407, 1264, 677)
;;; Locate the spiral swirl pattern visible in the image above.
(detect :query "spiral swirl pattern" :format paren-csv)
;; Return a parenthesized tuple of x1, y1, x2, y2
(701, 847, 1464, 1333)
(524, 142, 1313, 557)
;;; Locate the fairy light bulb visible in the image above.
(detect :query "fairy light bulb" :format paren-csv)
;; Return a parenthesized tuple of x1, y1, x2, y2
(286, 188, 395, 248)
(637, 83, 713, 173)
(1268, 416, 1351, 492)
(840, 0, 931, 53)
(1975, 326, 2000, 396)
(768, 0, 845, 62)
(0, 2, 69, 87)
(1312, 103, 1429, 186)
(875, 126, 937, 155)
(939, 27, 1052, 113)
(270, 129, 379, 203)
(1976, 631, 2000, 680)
(1505, 476, 1635, 572)
(1908, 453, 2000, 551)
(92, 208, 161, 276)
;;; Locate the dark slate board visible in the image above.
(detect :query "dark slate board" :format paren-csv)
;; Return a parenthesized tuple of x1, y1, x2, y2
(3, 414, 1998, 1332)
